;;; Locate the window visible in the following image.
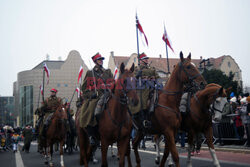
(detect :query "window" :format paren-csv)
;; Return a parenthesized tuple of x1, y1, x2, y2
(228, 62, 231, 68)
(64, 84, 68, 87)
(57, 83, 60, 87)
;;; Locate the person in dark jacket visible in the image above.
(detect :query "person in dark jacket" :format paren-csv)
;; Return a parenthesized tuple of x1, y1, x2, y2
(22, 125, 33, 153)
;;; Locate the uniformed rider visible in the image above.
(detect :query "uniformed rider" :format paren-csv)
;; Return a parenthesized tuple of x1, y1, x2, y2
(79, 53, 113, 151)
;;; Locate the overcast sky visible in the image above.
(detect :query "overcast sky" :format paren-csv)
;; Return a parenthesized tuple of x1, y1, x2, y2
(0, 0, 250, 96)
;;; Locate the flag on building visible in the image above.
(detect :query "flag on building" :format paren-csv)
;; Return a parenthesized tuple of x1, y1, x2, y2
(76, 87, 80, 98)
(43, 63, 50, 84)
(113, 66, 119, 80)
(136, 14, 148, 46)
(77, 65, 84, 84)
(162, 25, 174, 53)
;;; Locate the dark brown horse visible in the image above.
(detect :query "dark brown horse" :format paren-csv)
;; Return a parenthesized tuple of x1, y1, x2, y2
(132, 52, 206, 167)
(99, 62, 139, 167)
(183, 83, 227, 167)
(43, 105, 68, 167)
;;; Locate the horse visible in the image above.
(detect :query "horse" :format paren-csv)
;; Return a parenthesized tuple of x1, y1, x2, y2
(99, 62, 139, 167)
(132, 52, 206, 167)
(43, 104, 68, 167)
(183, 83, 227, 167)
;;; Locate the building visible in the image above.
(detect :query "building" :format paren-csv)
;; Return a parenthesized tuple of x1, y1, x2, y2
(108, 52, 242, 87)
(0, 96, 15, 127)
(13, 50, 88, 127)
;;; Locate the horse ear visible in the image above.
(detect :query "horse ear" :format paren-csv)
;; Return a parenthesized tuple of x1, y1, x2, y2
(180, 51, 184, 62)
(187, 52, 191, 60)
(130, 63, 135, 72)
(218, 87, 224, 96)
(120, 62, 125, 74)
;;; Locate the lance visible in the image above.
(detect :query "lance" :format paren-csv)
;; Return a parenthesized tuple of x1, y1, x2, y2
(42, 66, 45, 102)
(164, 25, 170, 74)
(136, 13, 143, 112)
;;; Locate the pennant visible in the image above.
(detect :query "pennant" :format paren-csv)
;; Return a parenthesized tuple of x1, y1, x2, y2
(162, 25, 174, 53)
(77, 65, 84, 84)
(40, 84, 43, 96)
(113, 66, 119, 80)
(136, 14, 148, 46)
(43, 63, 50, 84)
(76, 87, 80, 98)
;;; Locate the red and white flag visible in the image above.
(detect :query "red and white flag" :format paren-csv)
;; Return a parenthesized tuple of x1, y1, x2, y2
(43, 63, 50, 84)
(76, 87, 80, 98)
(113, 66, 119, 80)
(162, 25, 174, 53)
(136, 15, 148, 46)
(77, 65, 84, 84)
(40, 85, 43, 96)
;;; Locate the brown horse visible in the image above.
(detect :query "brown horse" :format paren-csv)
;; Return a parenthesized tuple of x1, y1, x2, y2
(132, 52, 206, 167)
(43, 105, 68, 167)
(99, 62, 139, 167)
(183, 83, 227, 167)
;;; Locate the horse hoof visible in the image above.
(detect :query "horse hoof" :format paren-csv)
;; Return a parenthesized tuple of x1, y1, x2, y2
(44, 161, 48, 165)
(155, 158, 160, 165)
(111, 155, 116, 158)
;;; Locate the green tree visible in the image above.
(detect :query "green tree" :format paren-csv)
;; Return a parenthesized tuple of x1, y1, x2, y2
(202, 69, 242, 96)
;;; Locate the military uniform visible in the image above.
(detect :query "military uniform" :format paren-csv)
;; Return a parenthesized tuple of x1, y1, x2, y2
(79, 64, 113, 129)
(22, 126, 33, 153)
(129, 53, 159, 128)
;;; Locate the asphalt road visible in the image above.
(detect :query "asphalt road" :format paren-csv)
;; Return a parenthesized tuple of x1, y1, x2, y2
(1, 141, 250, 167)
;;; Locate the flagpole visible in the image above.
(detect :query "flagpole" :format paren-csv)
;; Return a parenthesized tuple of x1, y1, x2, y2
(69, 88, 76, 105)
(165, 42, 170, 74)
(37, 86, 41, 109)
(136, 13, 142, 112)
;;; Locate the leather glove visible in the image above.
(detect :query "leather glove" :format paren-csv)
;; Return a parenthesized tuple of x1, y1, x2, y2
(91, 93, 97, 99)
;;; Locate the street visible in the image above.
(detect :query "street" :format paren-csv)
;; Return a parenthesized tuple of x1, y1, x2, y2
(1, 141, 250, 167)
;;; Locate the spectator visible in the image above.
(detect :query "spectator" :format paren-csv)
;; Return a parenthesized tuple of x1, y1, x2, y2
(12, 131, 21, 153)
(245, 96, 250, 147)
(176, 130, 186, 148)
(22, 124, 33, 153)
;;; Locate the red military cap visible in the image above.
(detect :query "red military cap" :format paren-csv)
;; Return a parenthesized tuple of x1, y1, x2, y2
(92, 52, 105, 62)
(50, 88, 58, 93)
(139, 52, 149, 60)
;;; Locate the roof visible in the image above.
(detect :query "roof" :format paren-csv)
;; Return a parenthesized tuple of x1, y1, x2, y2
(32, 60, 64, 70)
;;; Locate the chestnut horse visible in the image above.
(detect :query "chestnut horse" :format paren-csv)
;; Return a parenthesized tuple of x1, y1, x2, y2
(183, 83, 227, 167)
(132, 52, 206, 167)
(77, 63, 139, 167)
(99, 62, 139, 167)
(43, 105, 68, 167)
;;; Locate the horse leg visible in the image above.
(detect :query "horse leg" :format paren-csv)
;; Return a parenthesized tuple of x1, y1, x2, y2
(187, 132, 194, 167)
(49, 144, 53, 167)
(100, 139, 109, 167)
(167, 153, 174, 167)
(154, 135, 161, 165)
(44, 146, 49, 165)
(79, 128, 88, 167)
(132, 130, 144, 167)
(161, 129, 180, 167)
(110, 144, 115, 157)
(126, 140, 132, 167)
(60, 140, 65, 167)
(118, 135, 131, 167)
(205, 128, 220, 167)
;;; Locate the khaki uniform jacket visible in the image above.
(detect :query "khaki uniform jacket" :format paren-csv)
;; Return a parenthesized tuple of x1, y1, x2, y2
(22, 127, 33, 145)
(130, 64, 159, 114)
(80, 65, 113, 128)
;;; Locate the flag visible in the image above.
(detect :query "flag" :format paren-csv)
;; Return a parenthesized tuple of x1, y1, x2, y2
(76, 87, 80, 98)
(77, 65, 83, 84)
(162, 25, 174, 53)
(40, 85, 43, 96)
(43, 63, 50, 84)
(136, 14, 148, 46)
(113, 66, 119, 80)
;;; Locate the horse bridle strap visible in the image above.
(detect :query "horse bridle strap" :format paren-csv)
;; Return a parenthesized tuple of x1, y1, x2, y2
(156, 103, 180, 120)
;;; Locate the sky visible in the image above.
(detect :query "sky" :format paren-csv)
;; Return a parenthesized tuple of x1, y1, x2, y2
(0, 0, 250, 96)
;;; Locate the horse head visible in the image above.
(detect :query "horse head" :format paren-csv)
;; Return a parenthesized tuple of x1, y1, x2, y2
(173, 52, 206, 91)
(199, 83, 227, 121)
(117, 62, 139, 106)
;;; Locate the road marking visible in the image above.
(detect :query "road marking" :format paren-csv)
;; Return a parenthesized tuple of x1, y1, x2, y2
(15, 151, 24, 167)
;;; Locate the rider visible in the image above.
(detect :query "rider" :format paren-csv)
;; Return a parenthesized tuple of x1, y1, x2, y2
(79, 52, 113, 155)
(133, 52, 159, 129)
(39, 88, 62, 138)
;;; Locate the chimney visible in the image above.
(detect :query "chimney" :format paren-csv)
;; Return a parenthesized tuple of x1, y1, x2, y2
(58, 56, 62, 61)
(200, 56, 202, 60)
(46, 54, 50, 60)
(110, 51, 114, 58)
(159, 54, 162, 58)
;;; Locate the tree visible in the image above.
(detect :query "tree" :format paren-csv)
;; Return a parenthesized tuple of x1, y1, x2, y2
(202, 69, 242, 96)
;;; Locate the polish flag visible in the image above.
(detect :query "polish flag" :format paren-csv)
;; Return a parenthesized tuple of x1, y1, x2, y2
(76, 87, 80, 98)
(113, 66, 119, 80)
(40, 85, 43, 96)
(43, 63, 50, 84)
(136, 15, 148, 46)
(162, 25, 174, 53)
(77, 65, 84, 84)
